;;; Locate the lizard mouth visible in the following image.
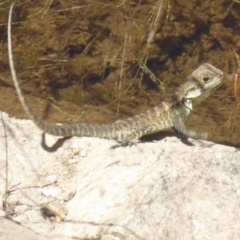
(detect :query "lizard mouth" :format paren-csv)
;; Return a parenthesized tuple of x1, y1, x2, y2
(203, 74, 224, 91)
(194, 72, 223, 95)
(185, 74, 223, 105)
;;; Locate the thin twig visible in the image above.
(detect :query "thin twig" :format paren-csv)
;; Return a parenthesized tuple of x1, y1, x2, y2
(0, 112, 8, 194)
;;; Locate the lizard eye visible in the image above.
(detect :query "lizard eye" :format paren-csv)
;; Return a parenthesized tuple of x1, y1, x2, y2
(203, 77, 210, 82)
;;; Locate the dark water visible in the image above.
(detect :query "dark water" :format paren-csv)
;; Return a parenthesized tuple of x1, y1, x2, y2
(0, 0, 240, 147)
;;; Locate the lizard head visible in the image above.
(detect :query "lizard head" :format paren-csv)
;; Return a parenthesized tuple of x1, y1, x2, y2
(176, 63, 223, 107)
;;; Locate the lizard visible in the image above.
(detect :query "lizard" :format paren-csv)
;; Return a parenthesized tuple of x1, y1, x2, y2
(7, 3, 224, 145)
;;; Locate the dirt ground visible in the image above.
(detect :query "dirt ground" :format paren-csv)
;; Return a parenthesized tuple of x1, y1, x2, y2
(0, 0, 240, 147)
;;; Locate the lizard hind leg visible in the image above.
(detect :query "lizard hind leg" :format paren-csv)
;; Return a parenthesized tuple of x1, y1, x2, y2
(119, 131, 141, 145)
(108, 131, 140, 149)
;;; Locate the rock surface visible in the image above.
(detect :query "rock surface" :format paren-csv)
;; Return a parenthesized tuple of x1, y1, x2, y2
(0, 111, 240, 240)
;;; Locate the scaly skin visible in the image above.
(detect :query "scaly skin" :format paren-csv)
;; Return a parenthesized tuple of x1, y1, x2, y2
(7, 4, 223, 145)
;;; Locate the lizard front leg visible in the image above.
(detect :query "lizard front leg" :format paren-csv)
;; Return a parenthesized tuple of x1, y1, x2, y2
(173, 118, 209, 140)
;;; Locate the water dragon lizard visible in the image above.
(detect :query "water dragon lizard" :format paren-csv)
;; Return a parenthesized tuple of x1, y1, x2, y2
(7, 4, 223, 145)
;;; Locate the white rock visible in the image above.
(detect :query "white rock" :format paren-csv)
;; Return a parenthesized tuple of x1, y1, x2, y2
(0, 111, 240, 240)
